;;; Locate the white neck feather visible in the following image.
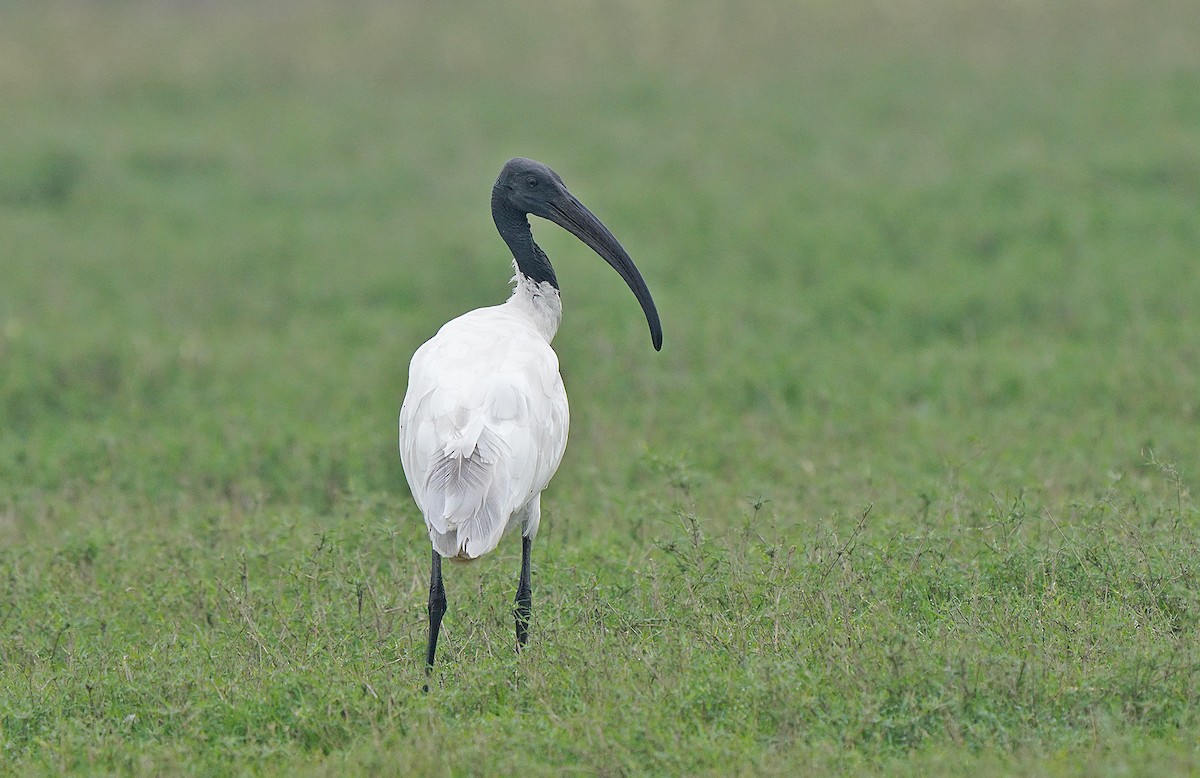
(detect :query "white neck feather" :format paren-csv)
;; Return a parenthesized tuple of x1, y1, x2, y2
(506, 271, 562, 343)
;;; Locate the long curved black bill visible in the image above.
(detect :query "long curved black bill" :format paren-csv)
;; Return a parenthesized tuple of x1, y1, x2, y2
(546, 195, 663, 351)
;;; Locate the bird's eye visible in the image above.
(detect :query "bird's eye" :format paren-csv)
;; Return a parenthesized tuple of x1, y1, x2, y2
(525, 177, 539, 189)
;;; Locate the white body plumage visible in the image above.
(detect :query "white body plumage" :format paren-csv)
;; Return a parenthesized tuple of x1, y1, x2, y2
(399, 274, 569, 560)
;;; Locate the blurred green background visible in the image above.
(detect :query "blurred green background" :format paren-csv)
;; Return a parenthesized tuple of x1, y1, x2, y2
(2, 1, 1199, 774)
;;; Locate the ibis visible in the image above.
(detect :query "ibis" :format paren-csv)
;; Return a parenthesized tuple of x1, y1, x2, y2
(399, 157, 662, 678)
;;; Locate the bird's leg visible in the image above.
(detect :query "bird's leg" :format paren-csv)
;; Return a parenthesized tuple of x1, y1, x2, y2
(424, 548, 447, 689)
(514, 534, 533, 649)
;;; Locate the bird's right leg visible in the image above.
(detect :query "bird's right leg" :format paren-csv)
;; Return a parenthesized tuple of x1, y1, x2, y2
(514, 534, 532, 649)
(424, 548, 447, 688)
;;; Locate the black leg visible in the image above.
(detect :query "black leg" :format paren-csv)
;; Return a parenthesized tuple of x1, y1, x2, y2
(424, 548, 446, 690)
(514, 534, 532, 649)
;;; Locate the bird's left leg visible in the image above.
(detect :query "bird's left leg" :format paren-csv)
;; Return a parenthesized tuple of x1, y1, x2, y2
(514, 534, 532, 648)
(424, 548, 447, 690)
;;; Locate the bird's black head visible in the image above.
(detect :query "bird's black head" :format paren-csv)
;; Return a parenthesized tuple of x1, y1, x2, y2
(492, 157, 570, 220)
(491, 157, 662, 351)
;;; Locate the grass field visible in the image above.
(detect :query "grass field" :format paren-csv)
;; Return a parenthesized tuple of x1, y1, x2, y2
(3, 0, 1200, 774)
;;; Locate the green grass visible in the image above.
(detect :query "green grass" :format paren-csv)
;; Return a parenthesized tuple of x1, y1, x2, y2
(2, 0, 1200, 774)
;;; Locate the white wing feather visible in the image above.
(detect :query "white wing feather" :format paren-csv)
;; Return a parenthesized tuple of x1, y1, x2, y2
(399, 304, 569, 560)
